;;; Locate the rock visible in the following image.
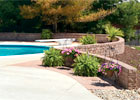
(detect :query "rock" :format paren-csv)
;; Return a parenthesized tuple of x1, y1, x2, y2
(131, 47, 136, 49)
(137, 88, 140, 95)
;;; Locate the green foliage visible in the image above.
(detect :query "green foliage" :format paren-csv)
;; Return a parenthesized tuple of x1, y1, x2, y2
(0, 0, 41, 32)
(73, 54, 100, 76)
(41, 29, 53, 39)
(110, 0, 140, 41)
(80, 34, 96, 44)
(0, 1, 19, 32)
(105, 24, 124, 41)
(89, 20, 110, 34)
(20, 0, 94, 32)
(42, 48, 64, 67)
(115, 1, 139, 27)
(122, 28, 135, 41)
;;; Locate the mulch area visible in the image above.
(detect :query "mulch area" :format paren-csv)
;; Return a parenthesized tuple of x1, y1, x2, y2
(111, 46, 140, 70)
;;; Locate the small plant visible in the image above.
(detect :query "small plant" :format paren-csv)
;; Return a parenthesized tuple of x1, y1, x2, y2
(42, 48, 64, 67)
(105, 24, 124, 42)
(98, 62, 122, 75)
(61, 47, 80, 59)
(61, 47, 80, 67)
(41, 29, 53, 39)
(80, 34, 96, 45)
(73, 54, 100, 76)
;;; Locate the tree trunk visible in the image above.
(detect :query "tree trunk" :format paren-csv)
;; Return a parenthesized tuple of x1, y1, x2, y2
(53, 23, 57, 33)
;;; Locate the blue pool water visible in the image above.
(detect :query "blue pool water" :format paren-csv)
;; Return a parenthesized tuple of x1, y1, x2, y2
(0, 45, 50, 56)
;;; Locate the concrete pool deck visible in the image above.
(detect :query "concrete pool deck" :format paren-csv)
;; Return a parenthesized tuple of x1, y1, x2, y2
(0, 65, 101, 100)
(0, 42, 101, 100)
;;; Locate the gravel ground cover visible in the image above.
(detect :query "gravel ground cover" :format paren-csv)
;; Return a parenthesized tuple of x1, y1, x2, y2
(92, 89, 140, 100)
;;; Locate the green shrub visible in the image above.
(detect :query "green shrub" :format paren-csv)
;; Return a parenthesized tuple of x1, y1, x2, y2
(41, 29, 53, 39)
(73, 54, 100, 76)
(42, 48, 64, 67)
(105, 24, 124, 42)
(80, 34, 96, 44)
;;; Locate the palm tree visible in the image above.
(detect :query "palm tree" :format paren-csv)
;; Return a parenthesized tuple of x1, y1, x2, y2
(105, 24, 124, 42)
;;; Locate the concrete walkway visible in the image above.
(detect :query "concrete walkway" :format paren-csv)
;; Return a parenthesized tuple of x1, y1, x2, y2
(0, 65, 101, 100)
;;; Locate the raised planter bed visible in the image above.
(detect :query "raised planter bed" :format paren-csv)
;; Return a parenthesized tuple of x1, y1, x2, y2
(73, 36, 124, 56)
(53, 33, 125, 56)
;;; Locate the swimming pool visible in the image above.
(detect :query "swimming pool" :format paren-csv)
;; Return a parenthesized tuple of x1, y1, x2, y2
(0, 45, 50, 56)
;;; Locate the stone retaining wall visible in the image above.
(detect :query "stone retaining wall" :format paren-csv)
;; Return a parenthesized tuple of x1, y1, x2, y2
(118, 63, 137, 89)
(80, 53, 138, 89)
(0, 33, 108, 43)
(0, 33, 41, 41)
(96, 54, 138, 89)
(74, 36, 125, 56)
(54, 33, 125, 56)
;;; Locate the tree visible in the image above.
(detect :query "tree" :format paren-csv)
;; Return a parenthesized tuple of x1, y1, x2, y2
(0, 0, 41, 33)
(20, 0, 113, 33)
(0, 1, 18, 32)
(110, 0, 140, 41)
(76, 0, 119, 34)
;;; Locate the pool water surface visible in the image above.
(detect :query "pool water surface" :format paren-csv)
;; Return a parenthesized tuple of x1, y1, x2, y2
(0, 45, 50, 56)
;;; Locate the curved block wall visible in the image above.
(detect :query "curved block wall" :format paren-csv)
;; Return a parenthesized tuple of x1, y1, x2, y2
(74, 36, 125, 56)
